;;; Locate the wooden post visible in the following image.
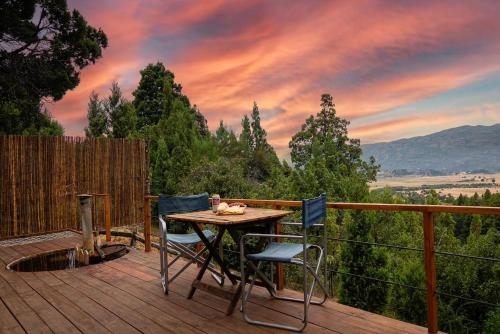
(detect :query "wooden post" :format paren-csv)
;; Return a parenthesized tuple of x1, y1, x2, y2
(274, 205, 285, 291)
(144, 196, 152, 252)
(77, 194, 94, 253)
(423, 211, 438, 334)
(104, 194, 111, 242)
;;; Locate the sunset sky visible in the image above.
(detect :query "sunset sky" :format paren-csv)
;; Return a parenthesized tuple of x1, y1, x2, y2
(52, 0, 500, 157)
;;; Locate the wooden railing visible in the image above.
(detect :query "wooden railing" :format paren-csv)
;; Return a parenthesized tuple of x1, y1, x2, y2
(142, 196, 500, 334)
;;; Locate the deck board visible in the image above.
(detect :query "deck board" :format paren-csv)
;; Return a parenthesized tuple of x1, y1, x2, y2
(0, 234, 438, 334)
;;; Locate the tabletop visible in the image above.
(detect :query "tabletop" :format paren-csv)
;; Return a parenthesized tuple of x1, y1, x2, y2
(166, 207, 292, 226)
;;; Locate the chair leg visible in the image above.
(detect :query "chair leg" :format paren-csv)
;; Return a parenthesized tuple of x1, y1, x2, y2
(241, 259, 307, 332)
(164, 240, 225, 286)
(271, 248, 328, 305)
(245, 261, 277, 296)
(160, 236, 168, 294)
(240, 250, 329, 332)
(242, 261, 263, 304)
(171, 242, 225, 279)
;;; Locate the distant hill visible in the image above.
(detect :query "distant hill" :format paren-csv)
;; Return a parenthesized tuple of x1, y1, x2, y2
(362, 124, 500, 175)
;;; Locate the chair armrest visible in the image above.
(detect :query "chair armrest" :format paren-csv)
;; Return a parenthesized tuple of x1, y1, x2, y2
(158, 216, 168, 237)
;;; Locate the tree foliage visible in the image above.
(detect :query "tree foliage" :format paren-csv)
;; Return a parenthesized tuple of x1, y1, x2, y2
(239, 114, 253, 155)
(84, 82, 136, 138)
(0, 0, 107, 134)
(105, 82, 136, 138)
(289, 94, 378, 201)
(133, 63, 172, 128)
(84, 92, 106, 137)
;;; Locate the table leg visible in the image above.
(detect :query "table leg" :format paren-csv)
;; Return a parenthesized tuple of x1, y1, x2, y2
(188, 225, 237, 300)
(187, 245, 214, 299)
(195, 224, 237, 284)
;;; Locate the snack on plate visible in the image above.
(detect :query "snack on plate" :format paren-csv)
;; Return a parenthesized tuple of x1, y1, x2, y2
(216, 202, 246, 215)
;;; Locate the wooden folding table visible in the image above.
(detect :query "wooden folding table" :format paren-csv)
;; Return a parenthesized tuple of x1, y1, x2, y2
(166, 207, 291, 315)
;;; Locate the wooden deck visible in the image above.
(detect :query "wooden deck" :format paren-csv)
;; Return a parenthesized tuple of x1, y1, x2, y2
(0, 233, 434, 334)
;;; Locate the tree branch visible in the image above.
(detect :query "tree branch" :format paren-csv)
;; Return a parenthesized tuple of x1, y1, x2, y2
(9, 8, 47, 55)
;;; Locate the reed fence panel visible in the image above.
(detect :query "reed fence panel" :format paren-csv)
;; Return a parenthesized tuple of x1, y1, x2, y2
(0, 136, 148, 239)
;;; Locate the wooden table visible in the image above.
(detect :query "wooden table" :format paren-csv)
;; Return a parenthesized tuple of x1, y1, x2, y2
(166, 207, 292, 315)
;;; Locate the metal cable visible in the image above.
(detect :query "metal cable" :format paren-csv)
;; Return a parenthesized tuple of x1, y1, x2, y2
(437, 290, 499, 308)
(328, 237, 424, 252)
(328, 269, 498, 308)
(435, 250, 500, 263)
(327, 269, 425, 292)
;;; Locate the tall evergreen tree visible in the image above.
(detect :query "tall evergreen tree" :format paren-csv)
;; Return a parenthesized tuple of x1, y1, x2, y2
(251, 101, 267, 149)
(216, 120, 231, 146)
(239, 114, 253, 154)
(289, 94, 378, 200)
(234, 103, 280, 181)
(105, 82, 136, 138)
(110, 101, 136, 138)
(215, 120, 240, 156)
(193, 105, 210, 138)
(84, 91, 107, 137)
(0, 0, 107, 134)
(133, 62, 179, 128)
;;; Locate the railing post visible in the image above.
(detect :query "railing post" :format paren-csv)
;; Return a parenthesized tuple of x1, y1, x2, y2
(104, 194, 111, 242)
(274, 205, 285, 291)
(144, 195, 152, 252)
(423, 211, 438, 334)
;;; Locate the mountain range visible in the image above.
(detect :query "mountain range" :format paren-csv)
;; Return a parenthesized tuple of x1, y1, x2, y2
(361, 124, 500, 175)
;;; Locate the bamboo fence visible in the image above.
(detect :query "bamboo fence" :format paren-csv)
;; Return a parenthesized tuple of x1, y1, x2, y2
(0, 136, 148, 239)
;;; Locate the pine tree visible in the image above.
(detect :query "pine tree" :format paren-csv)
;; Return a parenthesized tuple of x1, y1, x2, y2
(193, 105, 209, 137)
(239, 114, 253, 154)
(110, 101, 136, 138)
(133, 63, 170, 128)
(216, 120, 231, 146)
(251, 101, 267, 150)
(289, 94, 378, 200)
(84, 91, 107, 137)
(105, 82, 136, 138)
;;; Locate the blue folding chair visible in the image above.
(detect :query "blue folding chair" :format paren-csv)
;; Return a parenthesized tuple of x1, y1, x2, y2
(158, 192, 224, 294)
(240, 193, 329, 332)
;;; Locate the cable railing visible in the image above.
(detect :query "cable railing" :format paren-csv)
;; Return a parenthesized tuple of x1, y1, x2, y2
(142, 196, 500, 334)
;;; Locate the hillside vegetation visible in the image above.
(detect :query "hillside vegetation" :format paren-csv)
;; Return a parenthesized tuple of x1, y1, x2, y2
(362, 124, 500, 174)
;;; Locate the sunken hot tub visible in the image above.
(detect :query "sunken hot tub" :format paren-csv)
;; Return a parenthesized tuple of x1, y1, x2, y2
(7, 244, 128, 272)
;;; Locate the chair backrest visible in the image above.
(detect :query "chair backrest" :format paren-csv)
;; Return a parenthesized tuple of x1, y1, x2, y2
(158, 192, 210, 216)
(302, 193, 327, 229)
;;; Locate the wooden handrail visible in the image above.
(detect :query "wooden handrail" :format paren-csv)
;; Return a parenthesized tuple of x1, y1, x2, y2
(222, 198, 500, 215)
(143, 195, 500, 215)
(143, 195, 500, 334)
